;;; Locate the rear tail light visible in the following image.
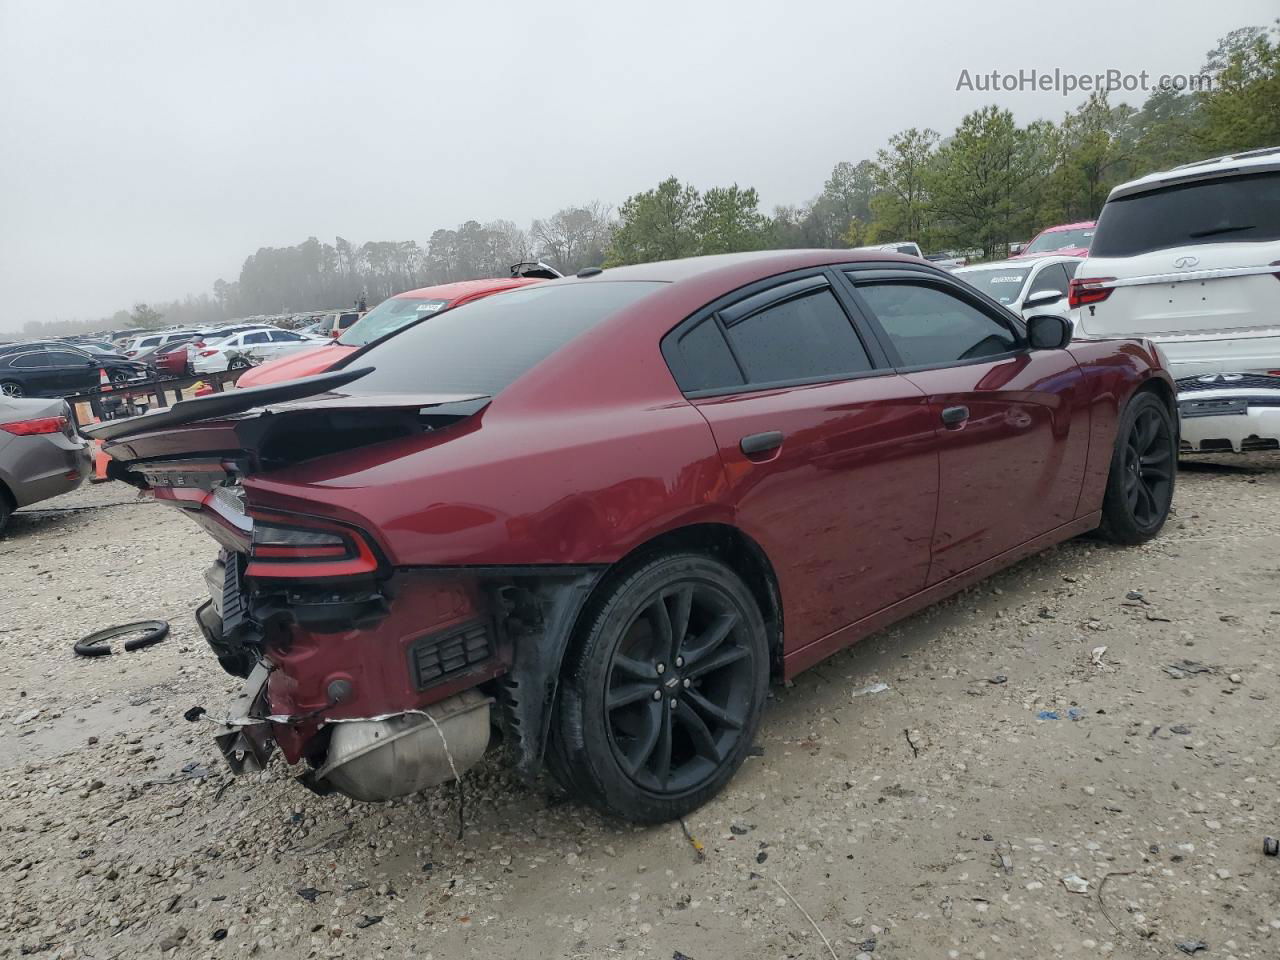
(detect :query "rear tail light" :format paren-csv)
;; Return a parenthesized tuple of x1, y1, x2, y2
(1068, 277, 1116, 309)
(198, 349, 221, 357)
(0, 416, 69, 436)
(246, 510, 381, 579)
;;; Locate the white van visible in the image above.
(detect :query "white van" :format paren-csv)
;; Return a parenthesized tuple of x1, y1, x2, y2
(1072, 146, 1280, 452)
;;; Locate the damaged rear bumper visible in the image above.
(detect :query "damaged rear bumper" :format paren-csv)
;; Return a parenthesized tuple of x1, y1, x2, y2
(193, 556, 601, 801)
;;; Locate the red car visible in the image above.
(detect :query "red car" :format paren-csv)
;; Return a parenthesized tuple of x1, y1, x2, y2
(236, 277, 547, 388)
(1013, 220, 1097, 259)
(92, 250, 1176, 823)
(134, 339, 195, 378)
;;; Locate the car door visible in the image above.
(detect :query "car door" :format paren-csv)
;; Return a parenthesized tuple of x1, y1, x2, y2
(843, 266, 1090, 584)
(44, 349, 99, 393)
(1020, 262, 1072, 319)
(268, 330, 305, 356)
(662, 270, 939, 655)
(239, 331, 271, 362)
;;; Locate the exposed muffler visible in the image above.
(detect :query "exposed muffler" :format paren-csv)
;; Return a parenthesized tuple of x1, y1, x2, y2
(312, 689, 491, 802)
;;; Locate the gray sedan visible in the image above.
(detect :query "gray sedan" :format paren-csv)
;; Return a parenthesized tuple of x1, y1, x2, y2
(0, 397, 91, 532)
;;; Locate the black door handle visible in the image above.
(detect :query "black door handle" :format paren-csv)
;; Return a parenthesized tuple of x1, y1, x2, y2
(740, 431, 784, 456)
(941, 405, 969, 426)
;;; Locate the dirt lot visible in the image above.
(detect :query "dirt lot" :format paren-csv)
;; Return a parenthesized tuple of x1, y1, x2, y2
(2, 456, 1279, 960)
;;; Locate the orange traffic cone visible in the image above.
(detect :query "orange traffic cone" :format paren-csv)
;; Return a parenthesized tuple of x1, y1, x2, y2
(97, 368, 112, 392)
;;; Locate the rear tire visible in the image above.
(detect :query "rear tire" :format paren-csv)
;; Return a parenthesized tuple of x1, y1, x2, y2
(0, 489, 11, 536)
(549, 552, 769, 824)
(1097, 390, 1176, 545)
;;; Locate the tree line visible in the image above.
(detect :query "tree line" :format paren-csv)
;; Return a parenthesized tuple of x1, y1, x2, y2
(17, 21, 1277, 340)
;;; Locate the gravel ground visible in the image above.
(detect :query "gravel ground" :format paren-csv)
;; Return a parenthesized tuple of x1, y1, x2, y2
(2, 455, 1279, 960)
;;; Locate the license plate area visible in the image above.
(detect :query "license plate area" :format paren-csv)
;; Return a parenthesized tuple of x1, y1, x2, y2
(1180, 397, 1249, 418)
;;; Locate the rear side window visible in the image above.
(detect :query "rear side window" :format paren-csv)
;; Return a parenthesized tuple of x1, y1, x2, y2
(722, 288, 871, 384)
(348, 281, 662, 396)
(243, 332, 270, 345)
(12, 353, 51, 368)
(665, 319, 743, 393)
(1092, 171, 1280, 257)
(854, 280, 1019, 367)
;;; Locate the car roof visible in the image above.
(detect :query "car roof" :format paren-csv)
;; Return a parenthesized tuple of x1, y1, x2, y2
(1109, 145, 1280, 200)
(390, 276, 543, 301)
(568, 249, 920, 286)
(960, 255, 1083, 271)
(1032, 221, 1095, 234)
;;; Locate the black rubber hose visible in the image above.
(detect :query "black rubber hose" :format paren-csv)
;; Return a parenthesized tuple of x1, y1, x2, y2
(74, 620, 170, 657)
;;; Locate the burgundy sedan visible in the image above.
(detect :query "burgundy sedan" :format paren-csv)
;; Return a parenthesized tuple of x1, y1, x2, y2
(91, 250, 1177, 823)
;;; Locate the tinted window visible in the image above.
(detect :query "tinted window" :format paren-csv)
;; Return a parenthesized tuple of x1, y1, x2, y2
(855, 281, 1019, 367)
(339, 313, 360, 328)
(665, 319, 744, 393)
(269, 331, 301, 342)
(956, 266, 1031, 305)
(243, 332, 270, 345)
(12, 353, 51, 368)
(1028, 263, 1070, 297)
(45, 351, 90, 365)
(722, 287, 871, 384)
(139, 337, 161, 348)
(347, 281, 661, 396)
(1092, 171, 1280, 257)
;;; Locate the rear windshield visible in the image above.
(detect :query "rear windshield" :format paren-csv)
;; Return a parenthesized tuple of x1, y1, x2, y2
(343, 281, 662, 396)
(1024, 227, 1093, 254)
(956, 267, 1031, 305)
(339, 296, 450, 347)
(1092, 171, 1280, 258)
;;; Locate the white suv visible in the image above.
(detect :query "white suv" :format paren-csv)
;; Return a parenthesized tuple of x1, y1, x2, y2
(1071, 146, 1280, 453)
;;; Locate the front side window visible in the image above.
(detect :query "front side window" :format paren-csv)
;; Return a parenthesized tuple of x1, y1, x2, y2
(269, 331, 301, 342)
(722, 288, 872, 385)
(1028, 263, 1070, 298)
(243, 332, 270, 345)
(45, 351, 90, 366)
(854, 280, 1020, 367)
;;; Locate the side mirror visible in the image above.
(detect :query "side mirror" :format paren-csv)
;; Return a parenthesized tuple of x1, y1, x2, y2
(1027, 314, 1072, 350)
(1010, 243, 1025, 255)
(1022, 289, 1064, 310)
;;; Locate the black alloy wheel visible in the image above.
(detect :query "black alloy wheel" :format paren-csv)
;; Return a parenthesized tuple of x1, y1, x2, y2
(605, 581, 755, 794)
(550, 553, 769, 823)
(1098, 390, 1176, 544)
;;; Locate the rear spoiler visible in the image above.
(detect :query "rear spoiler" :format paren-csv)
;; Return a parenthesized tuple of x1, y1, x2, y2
(82, 367, 377, 442)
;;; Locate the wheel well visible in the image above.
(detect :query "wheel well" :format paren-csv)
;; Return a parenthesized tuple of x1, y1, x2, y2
(603, 523, 785, 675)
(0, 478, 14, 514)
(1136, 377, 1179, 441)
(1137, 376, 1174, 411)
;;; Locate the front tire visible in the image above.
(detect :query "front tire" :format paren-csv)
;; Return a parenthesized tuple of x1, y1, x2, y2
(1097, 390, 1176, 544)
(0, 381, 23, 398)
(550, 553, 769, 823)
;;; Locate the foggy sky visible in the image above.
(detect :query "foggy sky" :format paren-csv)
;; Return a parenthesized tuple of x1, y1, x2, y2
(1, 0, 1273, 329)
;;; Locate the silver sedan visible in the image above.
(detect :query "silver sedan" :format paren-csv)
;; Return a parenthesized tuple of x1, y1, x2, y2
(0, 397, 91, 533)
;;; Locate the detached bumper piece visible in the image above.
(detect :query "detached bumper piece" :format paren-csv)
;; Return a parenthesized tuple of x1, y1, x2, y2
(213, 662, 277, 774)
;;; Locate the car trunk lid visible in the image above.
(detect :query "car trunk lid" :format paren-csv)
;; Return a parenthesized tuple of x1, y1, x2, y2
(1077, 242, 1280, 341)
